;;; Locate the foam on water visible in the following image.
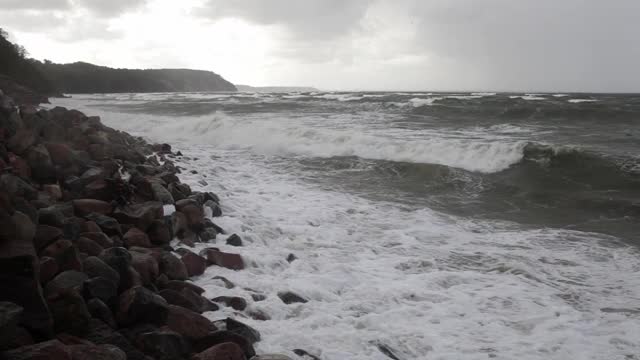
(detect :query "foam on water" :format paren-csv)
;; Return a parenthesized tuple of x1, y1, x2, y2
(48, 95, 640, 359)
(568, 99, 598, 103)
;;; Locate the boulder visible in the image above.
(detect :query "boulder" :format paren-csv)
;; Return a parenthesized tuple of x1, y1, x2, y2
(166, 305, 216, 341)
(163, 280, 205, 295)
(178, 249, 207, 277)
(151, 181, 174, 205)
(116, 286, 168, 326)
(67, 344, 126, 360)
(44, 143, 74, 168)
(199, 249, 245, 270)
(25, 144, 56, 183)
(204, 200, 222, 217)
(226, 234, 243, 247)
(41, 239, 82, 272)
(129, 251, 159, 285)
(0, 174, 37, 200)
(175, 199, 204, 231)
(38, 206, 66, 228)
(225, 318, 261, 344)
(212, 296, 247, 311)
(82, 256, 120, 286)
(75, 236, 104, 256)
(34, 224, 63, 252)
(39, 256, 59, 284)
(123, 227, 151, 248)
(86, 299, 117, 328)
(72, 199, 113, 216)
(85, 214, 121, 236)
(62, 217, 86, 242)
(47, 289, 91, 335)
(0, 302, 23, 350)
(277, 291, 308, 304)
(83, 277, 118, 304)
(137, 330, 190, 360)
(112, 201, 162, 232)
(159, 252, 188, 281)
(192, 342, 245, 360)
(44, 270, 88, 298)
(7, 128, 35, 155)
(80, 232, 114, 248)
(98, 247, 132, 281)
(211, 276, 235, 289)
(83, 319, 147, 360)
(147, 219, 172, 245)
(1, 339, 71, 360)
(193, 331, 255, 359)
(158, 289, 200, 313)
(180, 288, 218, 313)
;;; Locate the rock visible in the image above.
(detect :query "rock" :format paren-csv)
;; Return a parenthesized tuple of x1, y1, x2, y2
(83, 277, 118, 304)
(44, 143, 74, 168)
(44, 270, 88, 298)
(129, 251, 159, 285)
(116, 286, 168, 326)
(41, 239, 82, 272)
(286, 254, 297, 263)
(159, 252, 188, 281)
(112, 201, 163, 232)
(194, 331, 255, 358)
(137, 330, 190, 360)
(198, 228, 217, 242)
(62, 217, 85, 242)
(72, 199, 113, 216)
(25, 144, 56, 183)
(43, 184, 63, 201)
(226, 234, 243, 247)
(7, 128, 35, 155)
(171, 211, 188, 239)
(0, 302, 23, 350)
(163, 280, 205, 295)
(85, 214, 121, 236)
(1, 339, 70, 360)
(80, 232, 114, 248)
(84, 319, 147, 360)
(38, 206, 66, 228)
(192, 342, 245, 360)
(251, 294, 266, 302)
(151, 181, 174, 205)
(204, 200, 222, 217)
(251, 355, 293, 360)
(226, 318, 261, 344)
(98, 247, 132, 282)
(86, 299, 117, 328)
(277, 291, 308, 304)
(67, 344, 126, 360)
(180, 288, 219, 313)
(247, 309, 270, 321)
(175, 199, 204, 231)
(211, 276, 235, 289)
(75, 236, 104, 256)
(147, 219, 171, 245)
(123, 227, 151, 248)
(39, 256, 59, 284)
(47, 289, 91, 335)
(82, 256, 120, 287)
(292, 349, 321, 360)
(178, 249, 207, 277)
(168, 183, 189, 202)
(158, 289, 200, 313)
(166, 305, 216, 341)
(3, 326, 34, 351)
(200, 248, 245, 270)
(33, 224, 63, 251)
(0, 174, 37, 200)
(212, 296, 247, 311)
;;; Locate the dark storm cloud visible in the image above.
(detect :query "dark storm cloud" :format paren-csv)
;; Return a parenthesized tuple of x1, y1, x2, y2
(199, 0, 372, 39)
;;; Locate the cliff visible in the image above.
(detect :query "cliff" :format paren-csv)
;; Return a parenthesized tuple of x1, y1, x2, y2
(37, 62, 238, 94)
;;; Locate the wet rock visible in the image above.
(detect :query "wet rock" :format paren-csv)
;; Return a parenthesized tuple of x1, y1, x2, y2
(7, 128, 35, 155)
(163, 280, 205, 295)
(62, 217, 86, 242)
(193, 330, 255, 358)
(147, 219, 172, 245)
(204, 200, 222, 217)
(212, 296, 247, 311)
(123, 227, 151, 248)
(39, 256, 59, 284)
(226, 234, 243, 247)
(0, 174, 37, 200)
(158, 289, 200, 313)
(151, 181, 174, 205)
(86, 299, 117, 328)
(171, 211, 188, 239)
(85, 214, 121, 236)
(3, 326, 34, 351)
(26, 144, 56, 183)
(75, 236, 104, 256)
(292, 349, 321, 360)
(175, 199, 204, 231)
(47, 289, 91, 335)
(286, 254, 297, 263)
(84, 319, 147, 360)
(38, 206, 66, 228)
(41, 239, 82, 272)
(193, 342, 245, 360)
(277, 291, 308, 305)
(137, 330, 190, 360)
(251, 294, 266, 302)
(211, 276, 235, 289)
(43, 184, 63, 201)
(200, 248, 244, 270)
(67, 344, 126, 360)
(44, 143, 74, 168)
(159, 252, 188, 281)
(99, 247, 132, 282)
(44, 270, 88, 298)
(166, 305, 216, 341)
(112, 201, 163, 232)
(180, 288, 219, 313)
(251, 355, 293, 360)
(247, 309, 270, 321)
(129, 251, 159, 285)
(82, 256, 120, 287)
(33, 224, 63, 251)
(72, 199, 113, 216)
(80, 232, 114, 248)
(83, 277, 118, 304)
(0, 302, 23, 349)
(225, 318, 261, 344)
(177, 249, 207, 277)
(116, 286, 168, 326)
(2, 339, 70, 360)
(198, 228, 217, 242)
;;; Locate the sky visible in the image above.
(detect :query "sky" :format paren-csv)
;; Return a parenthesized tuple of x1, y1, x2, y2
(1, 0, 639, 92)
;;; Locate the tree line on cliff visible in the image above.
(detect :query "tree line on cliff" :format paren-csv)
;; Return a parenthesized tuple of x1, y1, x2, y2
(0, 28, 237, 95)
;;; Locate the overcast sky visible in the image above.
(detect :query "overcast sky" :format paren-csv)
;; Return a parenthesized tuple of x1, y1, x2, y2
(1, 0, 639, 92)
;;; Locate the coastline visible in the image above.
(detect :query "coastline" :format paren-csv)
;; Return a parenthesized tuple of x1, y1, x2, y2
(0, 91, 285, 360)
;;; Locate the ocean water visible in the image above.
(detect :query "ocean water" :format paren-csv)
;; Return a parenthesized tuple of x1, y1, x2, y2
(49, 92, 640, 360)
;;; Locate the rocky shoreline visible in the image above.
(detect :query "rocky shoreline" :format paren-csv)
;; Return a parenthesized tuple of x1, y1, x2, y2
(0, 90, 293, 360)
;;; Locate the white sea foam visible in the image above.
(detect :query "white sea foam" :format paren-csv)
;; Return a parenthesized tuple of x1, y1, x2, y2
(510, 95, 547, 101)
(568, 99, 598, 103)
(49, 95, 640, 360)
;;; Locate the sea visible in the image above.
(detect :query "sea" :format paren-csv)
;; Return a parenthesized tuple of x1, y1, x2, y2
(49, 91, 640, 360)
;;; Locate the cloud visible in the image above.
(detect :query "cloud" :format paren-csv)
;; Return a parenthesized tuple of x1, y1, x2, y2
(0, 0, 70, 10)
(72, 0, 148, 17)
(198, 0, 372, 40)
